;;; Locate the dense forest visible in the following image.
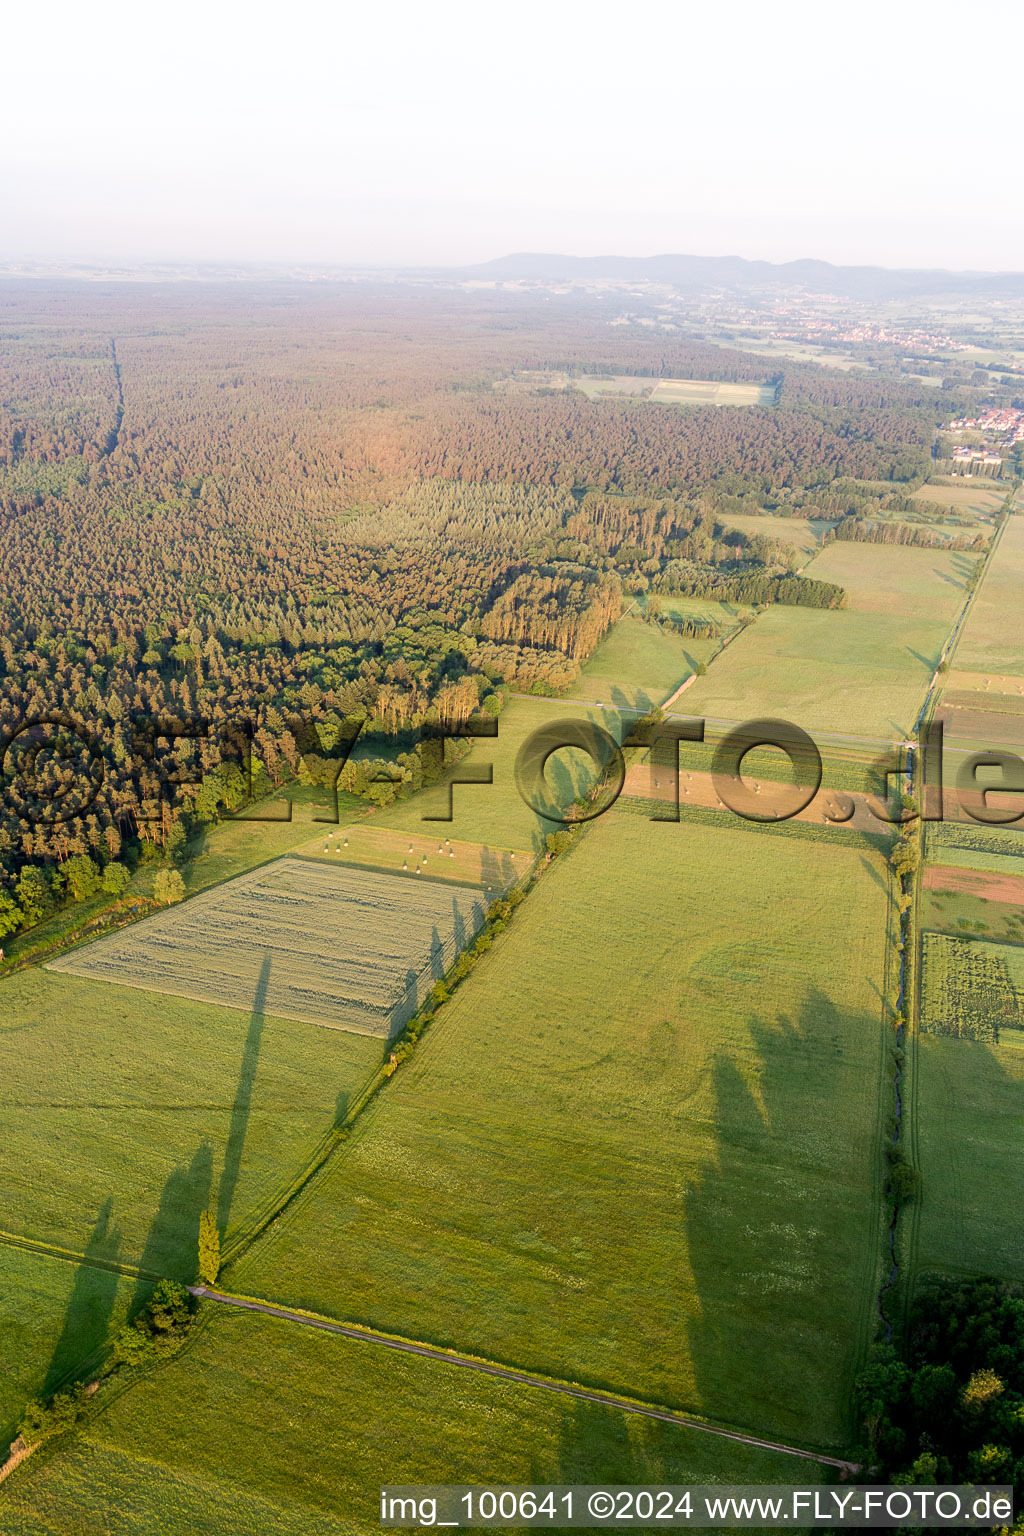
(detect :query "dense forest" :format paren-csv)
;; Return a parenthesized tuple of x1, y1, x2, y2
(0, 282, 976, 931)
(859, 1277, 1024, 1498)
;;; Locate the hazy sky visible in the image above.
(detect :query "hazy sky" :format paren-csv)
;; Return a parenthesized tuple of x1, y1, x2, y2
(3, 0, 1021, 272)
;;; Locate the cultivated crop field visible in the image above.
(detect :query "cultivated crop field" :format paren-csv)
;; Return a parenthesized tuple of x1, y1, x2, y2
(919, 932, 1023, 1039)
(924, 862, 1024, 906)
(234, 812, 890, 1451)
(0, 968, 381, 1271)
(49, 857, 487, 1037)
(647, 378, 776, 407)
(952, 517, 1024, 675)
(915, 1032, 1024, 1286)
(0, 1307, 825, 1536)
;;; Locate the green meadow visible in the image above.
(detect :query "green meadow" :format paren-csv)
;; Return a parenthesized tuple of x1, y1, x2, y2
(953, 516, 1024, 675)
(681, 544, 974, 741)
(0, 1248, 139, 1449)
(712, 514, 831, 554)
(563, 614, 717, 709)
(0, 1307, 826, 1535)
(0, 969, 382, 1276)
(914, 1032, 1024, 1285)
(373, 695, 615, 852)
(233, 812, 891, 1451)
(804, 542, 976, 619)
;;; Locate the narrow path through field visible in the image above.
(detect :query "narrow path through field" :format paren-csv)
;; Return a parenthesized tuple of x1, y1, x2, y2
(189, 1285, 859, 1474)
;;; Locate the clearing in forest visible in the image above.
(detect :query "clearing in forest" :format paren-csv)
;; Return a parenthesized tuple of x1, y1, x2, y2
(646, 378, 776, 407)
(711, 513, 831, 553)
(48, 857, 487, 1037)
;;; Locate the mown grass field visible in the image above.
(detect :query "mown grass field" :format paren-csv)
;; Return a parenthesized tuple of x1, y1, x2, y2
(0, 968, 381, 1274)
(233, 812, 890, 1450)
(681, 544, 973, 740)
(915, 1032, 1024, 1285)
(563, 615, 718, 709)
(180, 784, 368, 893)
(0, 785, 366, 977)
(0, 1308, 826, 1535)
(49, 857, 488, 1037)
(295, 823, 532, 889)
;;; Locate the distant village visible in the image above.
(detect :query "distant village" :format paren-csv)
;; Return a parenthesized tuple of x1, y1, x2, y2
(946, 405, 1024, 474)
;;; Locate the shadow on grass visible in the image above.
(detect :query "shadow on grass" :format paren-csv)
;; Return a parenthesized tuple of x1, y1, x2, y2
(42, 1198, 122, 1398)
(131, 1140, 214, 1307)
(681, 992, 875, 1451)
(216, 953, 270, 1239)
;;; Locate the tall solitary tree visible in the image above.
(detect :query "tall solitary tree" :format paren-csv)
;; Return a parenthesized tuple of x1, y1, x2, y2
(153, 869, 186, 905)
(198, 1211, 220, 1286)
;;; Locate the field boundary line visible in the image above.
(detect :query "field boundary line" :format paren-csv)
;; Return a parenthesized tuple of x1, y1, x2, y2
(932, 512, 1008, 686)
(219, 832, 574, 1271)
(0, 1228, 154, 1281)
(189, 1285, 860, 1474)
(901, 518, 1007, 1316)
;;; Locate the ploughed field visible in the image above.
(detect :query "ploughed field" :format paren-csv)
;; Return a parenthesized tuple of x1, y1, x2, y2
(48, 857, 487, 1038)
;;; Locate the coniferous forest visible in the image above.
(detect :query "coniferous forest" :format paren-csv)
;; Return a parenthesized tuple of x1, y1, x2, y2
(0, 281, 965, 921)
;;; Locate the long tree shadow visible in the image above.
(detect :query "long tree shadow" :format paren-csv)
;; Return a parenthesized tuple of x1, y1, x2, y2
(539, 1397, 671, 1485)
(681, 991, 874, 1451)
(130, 1140, 214, 1309)
(216, 953, 271, 1239)
(42, 1197, 122, 1398)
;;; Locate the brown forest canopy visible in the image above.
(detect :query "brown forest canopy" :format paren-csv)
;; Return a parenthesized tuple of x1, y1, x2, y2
(0, 282, 962, 881)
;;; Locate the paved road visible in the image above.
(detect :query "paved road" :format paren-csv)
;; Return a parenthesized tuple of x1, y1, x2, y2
(190, 1285, 859, 1474)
